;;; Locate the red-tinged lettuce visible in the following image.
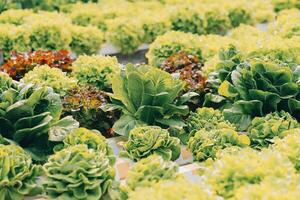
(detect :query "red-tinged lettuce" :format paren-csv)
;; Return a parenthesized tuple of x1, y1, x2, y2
(0, 144, 43, 200)
(110, 64, 193, 136)
(247, 111, 299, 149)
(0, 73, 79, 162)
(121, 126, 181, 161)
(43, 144, 115, 200)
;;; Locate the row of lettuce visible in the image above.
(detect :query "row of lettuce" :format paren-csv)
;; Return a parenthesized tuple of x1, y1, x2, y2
(0, 34, 300, 199)
(1, 113, 300, 199)
(0, 0, 298, 57)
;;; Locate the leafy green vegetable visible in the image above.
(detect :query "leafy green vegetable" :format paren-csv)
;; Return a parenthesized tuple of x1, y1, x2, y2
(121, 126, 181, 161)
(71, 55, 120, 90)
(188, 128, 250, 162)
(21, 65, 77, 96)
(228, 8, 251, 27)
(206, 46, 300, 130)
(43, 144, 115, 200)
(186, 107, 235, 137)
(124, 155, 178, 192)
(127, 177, 215, 200)
(247, 111, 299, 149)
(0, 144, 43, 200)
(61, 127, 115, 165)
(0, 74, 79, 162)
(273, 128, 300, 172)
(205, 147, 296, 198)
(111, 64, 191, 136)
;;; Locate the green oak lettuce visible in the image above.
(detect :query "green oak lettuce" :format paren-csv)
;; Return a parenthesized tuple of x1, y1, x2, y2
(121, 126, 181, 161)
(0, 144, 43, 200)
(43, 144, 115, 200)
(110, 64, 192, 136)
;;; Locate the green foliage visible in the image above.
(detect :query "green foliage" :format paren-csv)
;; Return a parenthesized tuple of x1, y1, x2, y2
(26, 18, 72, 51)
(124, 155, 178, 191)
(0, 75, 79, 162)
(146, 31, 203, 67)
(127, 177, 215, 200)
(62, 127, 115, 165)
(0, 9, 33, 25)
(208, 46, 300, 130)
(228, 8, 252, 27)
(43, 144, 115, 200)
(273, 128, 300, 172)
(247, 111, 299, 149)
(204, 11, 230, 35)
(111, 64, 191, 136)
(21, 65, 77, 96)
(0, 144, 43, 200)
(188, 128, 250, 162)
(170, 9, 205, 35)
(71, 55, 120, 90)
(70, 25, 105, 55)
(204, 147, 296, 198)
(107, 18, 144, 54)
(121, 126, 181, 161)
(187, 107, 235, 137)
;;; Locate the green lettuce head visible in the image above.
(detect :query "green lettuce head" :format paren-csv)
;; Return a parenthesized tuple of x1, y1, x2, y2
(121, 126, 181, 161)
(188, 128, 250, 162)
(71, 55, 120, 90)
(0, 144, 43, 200)
(247, 111, 299, 149)
(62, 127, 115, 165)
(0, 76, 79, 162)
(127, 177, 215, 200)
(124, 155, 179, 192)
(187, 107, 235, 137)
(273, 128, 300, 172)
(43, 144, 115, 200)
(111, 64, 192, 136)
(205, 148, 295, 198)
(21, 65, 77, 97)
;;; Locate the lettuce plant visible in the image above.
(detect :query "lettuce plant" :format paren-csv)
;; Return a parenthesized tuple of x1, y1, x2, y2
(111, 64, 192, 136)
(247, 111, 299, 149)
(43, 144, 115, 200)
(71, 55, 120, 90)
(62, 86, 119, 136)
(62, 127, 115, 165)
(1, 50, 73, 80)
(124, 155, 179, 191)
(187, 107, 235, 137)
(121, 126, 181, 161)
(127, 177, 215, 200)
(0, 144, 43, 200)
(0, 73, 79, 162)
(107, 18, 144, 54)
(21, 65, 77, 96)
(209, 46, 300, 130)
(234, 176, 300, 199)
(273, 129, 300, 172)
(70, 25, 105, 55)
(228, 8, 252, 27)
(204, 11, 231, 35)
(188, 128, 250, 162)
(204, 148, 295, 198)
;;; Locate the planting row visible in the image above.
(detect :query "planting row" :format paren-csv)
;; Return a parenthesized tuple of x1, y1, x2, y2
(1, 0, 299, 57)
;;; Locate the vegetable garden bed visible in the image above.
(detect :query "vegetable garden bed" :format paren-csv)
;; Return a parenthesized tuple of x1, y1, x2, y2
(1, 0, 300, 200)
